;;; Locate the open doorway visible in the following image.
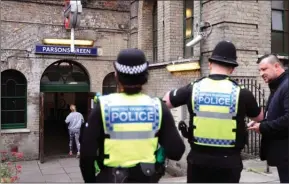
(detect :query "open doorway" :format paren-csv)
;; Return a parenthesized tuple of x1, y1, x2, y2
(43, 92, 89, 157)
(39, 60, 92, 161)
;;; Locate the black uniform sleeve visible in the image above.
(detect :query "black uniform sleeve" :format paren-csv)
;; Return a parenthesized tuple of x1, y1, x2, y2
(169, 84, 192, 108)
(260, 89, 289, 135)
(240, 88, 261, 118)
(80, 102, 104, 183)
(157, 101, 185, 161)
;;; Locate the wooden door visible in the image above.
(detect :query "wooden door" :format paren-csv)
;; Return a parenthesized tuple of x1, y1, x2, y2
(39, 92, 45, 163)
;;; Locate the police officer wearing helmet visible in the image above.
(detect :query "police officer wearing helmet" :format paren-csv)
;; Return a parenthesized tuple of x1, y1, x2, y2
(163, 41, 264, 183)
(80, 48, 185, 183)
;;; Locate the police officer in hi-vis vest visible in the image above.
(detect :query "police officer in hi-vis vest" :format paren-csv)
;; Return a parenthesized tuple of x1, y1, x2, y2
(163, 41, 264, 183)
(80, 48, 185, 183)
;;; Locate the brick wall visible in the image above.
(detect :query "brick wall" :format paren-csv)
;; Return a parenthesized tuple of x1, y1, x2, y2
(130, 0, 272, 175)
(0, 0, 130, 160)
(0, 0, 272, 170)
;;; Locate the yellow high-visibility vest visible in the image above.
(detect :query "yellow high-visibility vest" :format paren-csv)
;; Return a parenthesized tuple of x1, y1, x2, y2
(191, 77, 241, 148)
(99, 93, 162, 168)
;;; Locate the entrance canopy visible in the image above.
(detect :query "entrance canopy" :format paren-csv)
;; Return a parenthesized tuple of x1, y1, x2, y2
(40, 60, 90, 92)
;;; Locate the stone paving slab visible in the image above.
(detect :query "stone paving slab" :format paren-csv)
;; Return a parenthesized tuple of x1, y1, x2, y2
(243, 159, 280, 181)
(160, 169, 280, 183)
(41, 167, 66, 175)
(64, 166, 82, 173)
(14, 158, 279, 183)
(43, 173, 72, 182)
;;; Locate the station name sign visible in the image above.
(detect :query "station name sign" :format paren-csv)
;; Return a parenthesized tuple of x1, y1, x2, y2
(35, 45, 98, 56)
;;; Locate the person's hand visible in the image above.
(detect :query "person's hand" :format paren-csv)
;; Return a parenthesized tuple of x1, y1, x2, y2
(247, 121, 256, 127)
(247, 122, 260, 134)
(178, 121, 187, 131)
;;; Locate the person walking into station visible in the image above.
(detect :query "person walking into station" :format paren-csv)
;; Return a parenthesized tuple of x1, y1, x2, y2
(79, 48, 185, 183)
(65, 104, 85, 158)
(163, 40, 264, 183)
(248, 54, 288, 183)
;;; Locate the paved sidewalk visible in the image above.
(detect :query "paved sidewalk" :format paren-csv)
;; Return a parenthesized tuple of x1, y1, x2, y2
(17, 157, 83, 183)
(161, 159, 280, 183)
(15, 157, 280, 183)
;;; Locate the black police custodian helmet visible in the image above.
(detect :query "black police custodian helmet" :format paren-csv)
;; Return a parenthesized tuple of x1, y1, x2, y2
(114, 48, 149, 86)
(209, 40, 238, 67)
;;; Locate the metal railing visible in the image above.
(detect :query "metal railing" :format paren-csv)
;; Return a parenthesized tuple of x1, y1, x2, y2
(233, 77, 270, 173)
(232, 78, 267, 158)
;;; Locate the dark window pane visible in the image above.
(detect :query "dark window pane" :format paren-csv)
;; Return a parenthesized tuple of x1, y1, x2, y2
(1, 111, 20, 124)
(1, 99, 6, 110)
(285, 11, 289, 32)
(185, 18, 193, 38)
(1, 111, 11, 123)
(16, 99, 25, 109)
(272, 10, 283, 31)
(185, 39, 193, 58)
(3, 99, 12, 110)
(1, 85, 6, 96)
(185, 0, 194, 18)
(1, 69, 27, 127)
(2, 111, 25, 124)
(71, 72, 87, 82)
(7, 80, 16, 96)
(103, 73, 118, 95)
(15, 85, 25, 96)
(40, 61, 89, 84)
(271, 31, 284, 53)
(1, 98, 24, 110)
(1, 70, 26, 84)
(272, 1, 284, 9)
(15, 111, 25, 123)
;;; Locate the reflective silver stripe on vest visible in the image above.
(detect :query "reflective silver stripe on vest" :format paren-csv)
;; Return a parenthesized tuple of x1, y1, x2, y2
(107, 131, 156, 139)
(195, 111, 236, 119)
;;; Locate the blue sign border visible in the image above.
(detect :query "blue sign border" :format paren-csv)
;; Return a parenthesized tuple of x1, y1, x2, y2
(35, 45, 98, 56)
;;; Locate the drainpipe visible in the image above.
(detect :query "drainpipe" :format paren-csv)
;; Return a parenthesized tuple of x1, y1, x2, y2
(162, 1, 165, 62)
(199, 0, 203, 77)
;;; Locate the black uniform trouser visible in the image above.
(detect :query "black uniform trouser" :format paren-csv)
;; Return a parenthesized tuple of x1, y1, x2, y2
(277, 164, 289, 183)
(149, 163, 166, 183)
(187, 163, 242, 183)
(95, 167, 152, 183)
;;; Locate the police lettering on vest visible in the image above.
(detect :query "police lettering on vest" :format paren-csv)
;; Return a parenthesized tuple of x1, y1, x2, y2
(110, 105, 156, 123)
(197, 92, 232, 107)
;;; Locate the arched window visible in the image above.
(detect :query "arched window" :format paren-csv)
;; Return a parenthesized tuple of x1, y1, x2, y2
(1, 70, 27, 129)
(102, 72, 118, 95)
(152, 1, 158, 62)
(184, 0, 194, 58)
(40, 60, 90, 92)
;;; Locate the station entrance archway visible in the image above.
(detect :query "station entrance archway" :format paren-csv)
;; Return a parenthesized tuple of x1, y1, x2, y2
(39, 60, 93, 162)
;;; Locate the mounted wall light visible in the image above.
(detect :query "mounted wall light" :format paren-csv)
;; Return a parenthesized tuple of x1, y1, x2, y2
(186, 21, 212, 47)
(43, 39, 94, 46)
(166, 62, 200, 72)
